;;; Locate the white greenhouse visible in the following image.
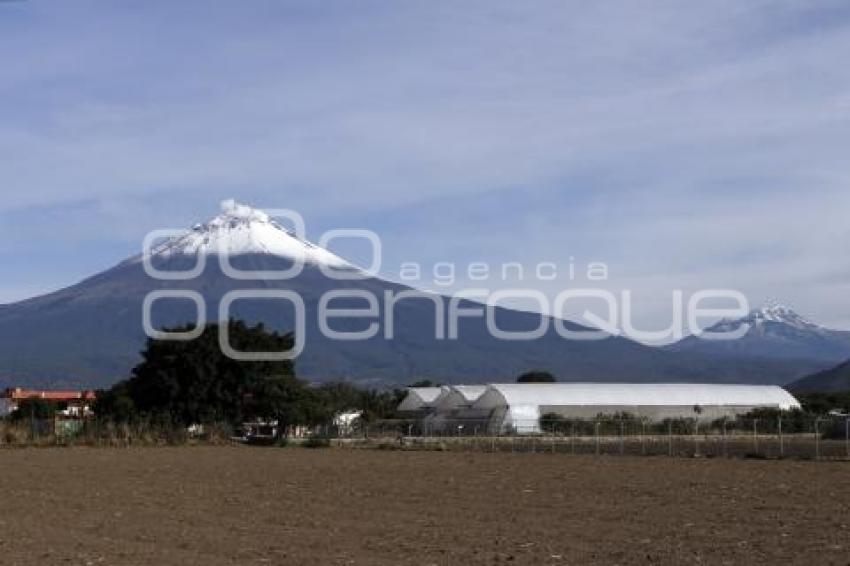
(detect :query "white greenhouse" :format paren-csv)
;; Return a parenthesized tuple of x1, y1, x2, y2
(433, 385, 487, 412)
(398, 383, 801, 434)
(425, 385, 488, 433)
(395, 386, 448, 413)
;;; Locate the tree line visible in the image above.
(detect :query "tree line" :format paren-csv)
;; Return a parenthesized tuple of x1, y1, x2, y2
(93, 321, 403, 430)
(5, 322, 560, 432)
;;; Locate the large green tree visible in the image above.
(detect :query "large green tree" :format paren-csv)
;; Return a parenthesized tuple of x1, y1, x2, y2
(516, 370, 557, 383)
(96, 321, 300, 426)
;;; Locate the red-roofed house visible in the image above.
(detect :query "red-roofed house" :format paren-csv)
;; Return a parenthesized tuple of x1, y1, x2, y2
(1, 388, 97, 417)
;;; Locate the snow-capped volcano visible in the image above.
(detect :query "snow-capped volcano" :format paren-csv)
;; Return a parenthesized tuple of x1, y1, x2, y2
(671, 301, 850, 363)
(709, 302, 820, 333)
(140, 199, 352, 268)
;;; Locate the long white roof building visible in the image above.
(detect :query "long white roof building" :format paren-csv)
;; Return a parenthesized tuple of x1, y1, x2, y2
(473, 383, 800, 411)
(398, 382, 801, 434)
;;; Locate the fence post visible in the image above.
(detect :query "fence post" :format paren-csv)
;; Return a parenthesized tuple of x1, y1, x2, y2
(778, 416, 784, 459)
(668, 420, 673, 457)
(845, 417, 849, 460)
(640, 420, 646, 456)
(569, 423, 575, 455)
(722, 419, 728, 458)
(752, 419, 758, 456)
(595, 421, 600, 456)
(815, 418, 820, 461)
(694, 419, 700, 458)
(619, 419, 625, 456)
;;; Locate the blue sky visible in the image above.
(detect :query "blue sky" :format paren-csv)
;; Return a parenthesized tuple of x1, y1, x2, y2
(1, 1, 849, 330)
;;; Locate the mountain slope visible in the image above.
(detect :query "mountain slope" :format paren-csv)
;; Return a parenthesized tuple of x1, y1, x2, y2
(0, 202, 822, 389)
(669, 303, 850, 364)
(788, 360, 850, 392)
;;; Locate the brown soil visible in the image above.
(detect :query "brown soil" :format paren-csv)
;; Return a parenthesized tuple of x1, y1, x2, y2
(0, 447, 847, 565)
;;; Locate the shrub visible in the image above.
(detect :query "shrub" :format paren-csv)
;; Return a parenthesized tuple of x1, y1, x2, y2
(303, 436, 331, 449)
(516, 371, 557, 383)
(821, 418, 850, 440)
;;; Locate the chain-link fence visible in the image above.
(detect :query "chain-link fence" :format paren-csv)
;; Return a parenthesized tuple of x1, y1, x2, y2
(3, 414, 849, 461)
(347, 416, 850, 461)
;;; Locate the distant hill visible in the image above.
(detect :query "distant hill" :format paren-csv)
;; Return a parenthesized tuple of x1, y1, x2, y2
(788, 360, 850, 392)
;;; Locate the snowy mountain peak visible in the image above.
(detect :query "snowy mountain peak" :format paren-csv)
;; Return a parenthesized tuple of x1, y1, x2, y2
(673, 299, 850, 363)
(746, 302, 818, 329)
(705, 301, 821, 334)
(142, 200, 352, 268)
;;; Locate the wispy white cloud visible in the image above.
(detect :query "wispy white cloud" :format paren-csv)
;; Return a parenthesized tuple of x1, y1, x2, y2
(0, 0, 848, 328)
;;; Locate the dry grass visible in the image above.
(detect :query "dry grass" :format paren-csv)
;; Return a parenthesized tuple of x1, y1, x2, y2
(0, 420, 234, 448)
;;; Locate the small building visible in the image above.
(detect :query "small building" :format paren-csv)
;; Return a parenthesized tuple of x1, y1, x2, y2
(333, 410, 363, 436)
(2, 388, 97, 418)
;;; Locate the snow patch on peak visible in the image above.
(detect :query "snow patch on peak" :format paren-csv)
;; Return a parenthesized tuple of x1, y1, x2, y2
(706, 301, 822, 334)
(748, 302, 817, 328)
(139, 200, 354, 269)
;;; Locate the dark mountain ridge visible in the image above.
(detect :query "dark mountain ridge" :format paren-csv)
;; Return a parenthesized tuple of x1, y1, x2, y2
(0, 203, 828, 389)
